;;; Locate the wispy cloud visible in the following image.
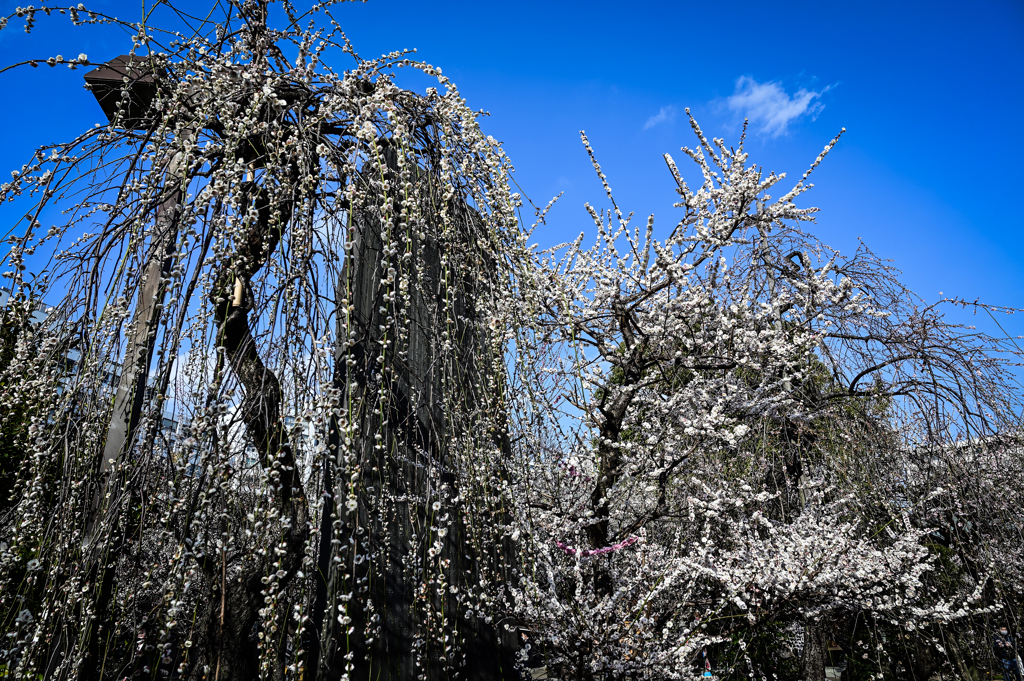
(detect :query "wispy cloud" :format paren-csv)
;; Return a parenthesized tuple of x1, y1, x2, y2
(643, 105, 677, 130)
(726, 76, 831, 137)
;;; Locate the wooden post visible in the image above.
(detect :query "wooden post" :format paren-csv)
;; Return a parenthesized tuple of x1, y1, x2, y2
(84, 149, 184, 548)
(314, 144, 516, 680)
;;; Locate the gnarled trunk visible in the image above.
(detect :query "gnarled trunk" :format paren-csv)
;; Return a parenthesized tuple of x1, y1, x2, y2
(203, 174, 310, 681)
(802, 621, 827, 681)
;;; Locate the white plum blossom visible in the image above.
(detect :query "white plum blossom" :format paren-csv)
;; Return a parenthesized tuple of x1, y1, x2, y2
(0, 3, 1020, 681)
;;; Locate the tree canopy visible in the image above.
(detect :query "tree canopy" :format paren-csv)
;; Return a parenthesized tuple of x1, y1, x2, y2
(0, 2, 1022, 681)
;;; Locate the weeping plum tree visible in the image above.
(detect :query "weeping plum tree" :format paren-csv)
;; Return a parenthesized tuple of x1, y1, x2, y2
(0, 1, 526, 679)
(1, 2, 1024, 681)
(497, 120, 1024, 679)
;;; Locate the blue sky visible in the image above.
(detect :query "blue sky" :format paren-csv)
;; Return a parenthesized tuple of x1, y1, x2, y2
(0, 0, 1021, 328)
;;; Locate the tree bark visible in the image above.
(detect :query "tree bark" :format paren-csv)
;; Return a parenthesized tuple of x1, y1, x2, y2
(802, 621, 827, 681)
(204, 175, 309, 681)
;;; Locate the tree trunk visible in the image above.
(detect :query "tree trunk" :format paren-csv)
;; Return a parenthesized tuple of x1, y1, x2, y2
(206, 567, 262, 681)
(802, 621, 827, 681)
(203, 174, 309, 681)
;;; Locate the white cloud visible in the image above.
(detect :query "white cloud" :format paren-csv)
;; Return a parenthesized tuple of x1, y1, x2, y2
(644, 105, 677, 130)
(726, 76, 830, 137)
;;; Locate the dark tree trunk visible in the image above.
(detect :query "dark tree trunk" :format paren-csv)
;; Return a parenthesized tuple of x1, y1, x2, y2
(802, 621, 827, 681)
(203, 175, 310, 681)
(206, 567, 262, 681)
